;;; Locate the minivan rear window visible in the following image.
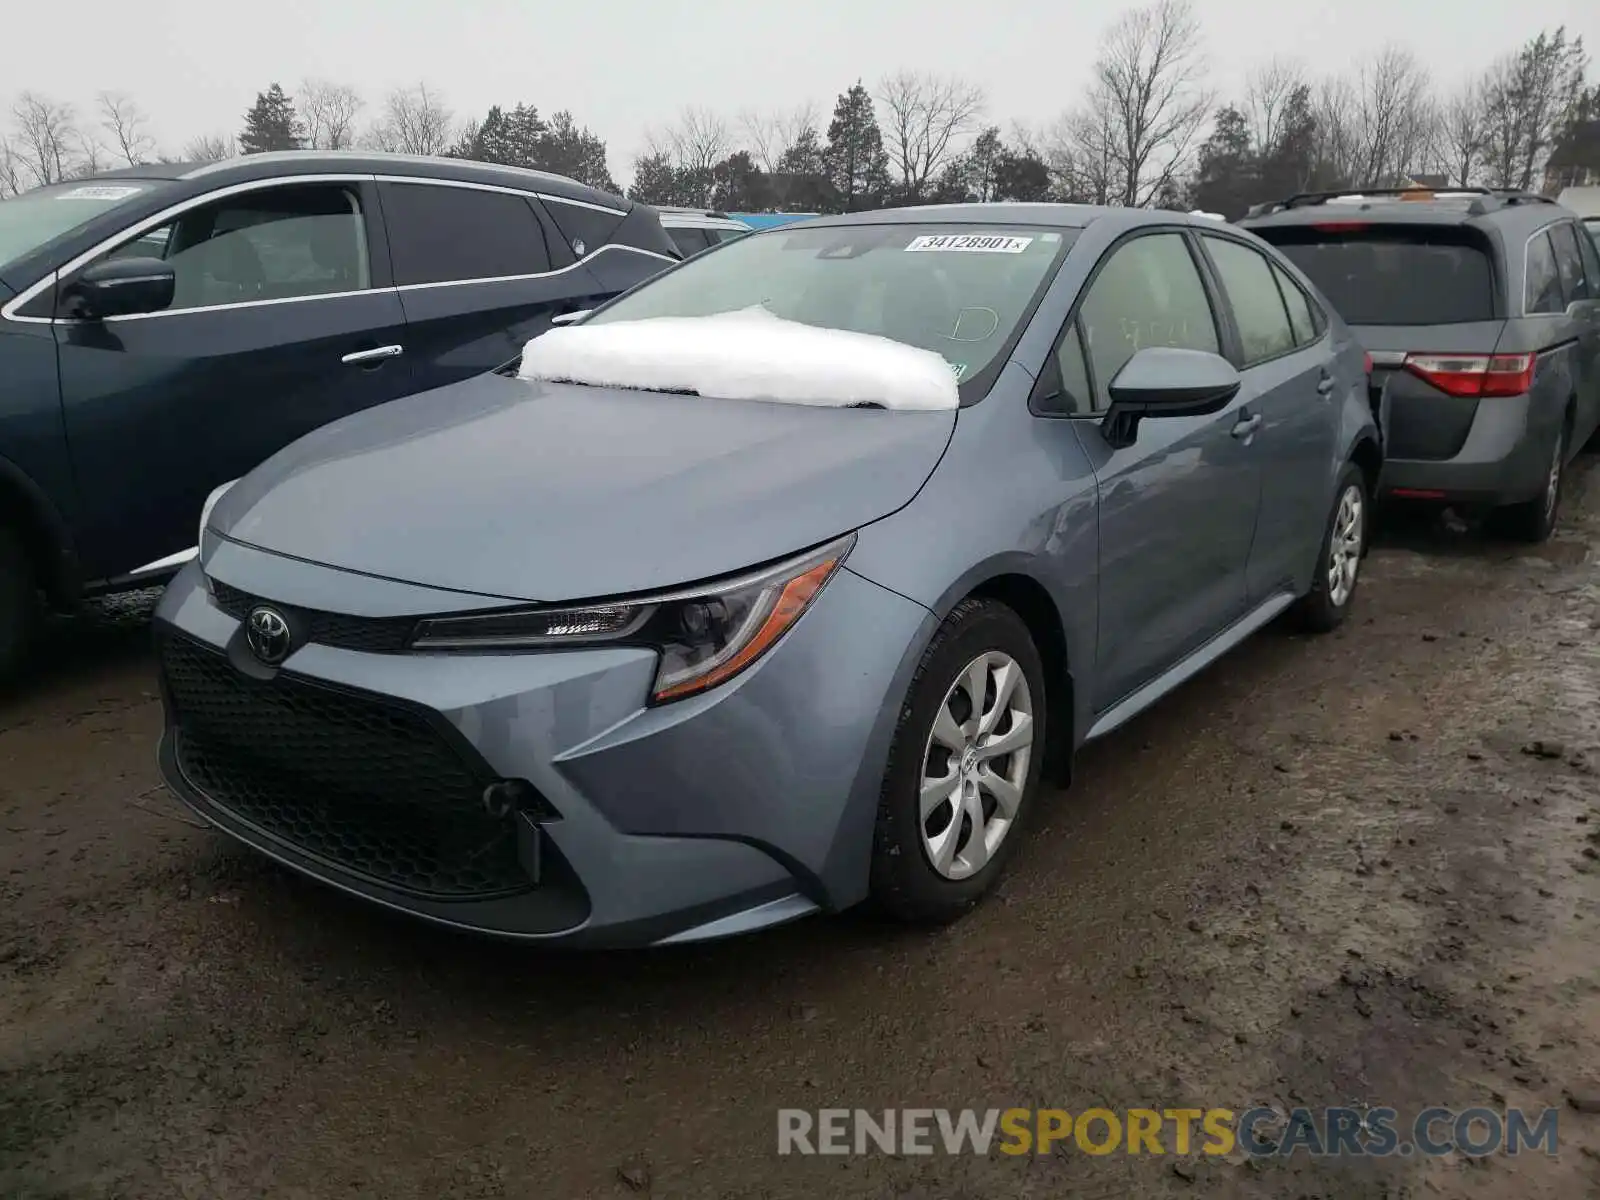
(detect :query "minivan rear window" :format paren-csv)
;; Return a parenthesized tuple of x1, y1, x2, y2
(1256, 226, 1496, 326)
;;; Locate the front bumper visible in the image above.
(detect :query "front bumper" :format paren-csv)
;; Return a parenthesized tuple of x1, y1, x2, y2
(153, 540, 934, 947)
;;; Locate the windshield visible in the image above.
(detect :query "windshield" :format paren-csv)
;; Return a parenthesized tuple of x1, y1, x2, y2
(588, 223, 1075, 387)
(0, 180, 163, 274)
(1260, 226, 1495, 326)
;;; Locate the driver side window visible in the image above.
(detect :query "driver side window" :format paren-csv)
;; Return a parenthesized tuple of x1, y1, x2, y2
(1075, 233, 1220, 413)
(85, 184, 370, 313)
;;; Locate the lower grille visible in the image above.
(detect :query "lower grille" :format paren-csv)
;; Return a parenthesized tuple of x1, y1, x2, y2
(160, 631, 529, 899)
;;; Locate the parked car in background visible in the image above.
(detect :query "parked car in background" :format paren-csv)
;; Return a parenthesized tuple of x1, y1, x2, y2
(0, 151, 678, 678)
(1239, 187, 1600, 542)
(154, 204, 1378, 947)
(653, 206, 750, 256)
(730, 212, 821, 231)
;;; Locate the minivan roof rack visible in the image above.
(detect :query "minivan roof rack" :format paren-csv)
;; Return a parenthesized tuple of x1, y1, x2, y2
(1244, 186, 1558, 220)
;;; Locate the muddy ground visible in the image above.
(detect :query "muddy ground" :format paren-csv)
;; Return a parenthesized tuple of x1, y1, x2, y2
(3, 463, 1600, 1200)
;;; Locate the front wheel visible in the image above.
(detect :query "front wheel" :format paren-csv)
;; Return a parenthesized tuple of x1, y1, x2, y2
(1293, 463, 1367, 634)
(869, 598, 1047, 924)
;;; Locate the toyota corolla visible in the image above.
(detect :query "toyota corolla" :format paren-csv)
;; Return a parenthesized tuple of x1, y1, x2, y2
(153, 204, 1380, 946)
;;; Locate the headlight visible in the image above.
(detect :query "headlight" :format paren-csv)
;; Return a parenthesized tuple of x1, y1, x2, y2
(199, 479, 238, 544)
(410, 534, 853, 704)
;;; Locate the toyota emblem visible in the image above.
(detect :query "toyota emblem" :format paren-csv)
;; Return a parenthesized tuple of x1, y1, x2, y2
(245, 606, 293, 666)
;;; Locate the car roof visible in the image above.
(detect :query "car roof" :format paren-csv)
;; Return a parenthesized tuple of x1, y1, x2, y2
(1238, 189, 1568, 236)
(798, 203, 1218, 232)
(116, 150, 634, 209)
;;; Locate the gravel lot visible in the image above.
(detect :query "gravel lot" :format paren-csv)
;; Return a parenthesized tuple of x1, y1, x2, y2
(4, 460, 1600, 1199)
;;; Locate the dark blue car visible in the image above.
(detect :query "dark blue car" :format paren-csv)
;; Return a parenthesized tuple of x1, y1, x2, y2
(0, 151, 679, 676)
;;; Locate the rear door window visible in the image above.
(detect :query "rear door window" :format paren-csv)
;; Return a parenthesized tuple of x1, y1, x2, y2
(1524, 231, 1563, 315)
(541, 197, 623, 259)
(667, 227, 711, 256)
(1271, 261, 1318, 346)
(1202, 235, 1297, 364)
(379, 182, 551, 285)
(1549, 222, 1591, 303)
(1260, 227, 1496, 326)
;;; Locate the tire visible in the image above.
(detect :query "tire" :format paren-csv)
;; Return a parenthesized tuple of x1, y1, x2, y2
(869, 597, 1047, 925)
(1292, 463, 1368, 634)
(1492, 421, 1567, 544)
(0, 524, 42, 683)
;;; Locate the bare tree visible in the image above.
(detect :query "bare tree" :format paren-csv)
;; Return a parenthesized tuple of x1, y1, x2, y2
(368, 83, 455, 156)
(739, 103, 817, 173)
(74, 130, 107, 178)
(648, 107, 731, 174)
(1311, 75, 1361, 186)
(11, 92, 80, 187)
(1432, 78, 1488, 187)
(877, 71, 986, 199)
(96, 92, 156, 166)
(1246, 58, 1305, 158)
(1350, 46, 1435, 186)
(0, 137, 24, 197)
(1086, 0, 1213, 206)
(181, 132, 235, 162)
(1478, 28, 1589, 191)
(301, 79, 364, 150)
(1037, 95, 1121, 205)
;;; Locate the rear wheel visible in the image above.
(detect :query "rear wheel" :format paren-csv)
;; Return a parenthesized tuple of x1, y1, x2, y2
(1493, 421, 1567, 544)
(0, 524, 42, 682)
(1293, 463, 1367, 634)
(870, 599, 1046, 924)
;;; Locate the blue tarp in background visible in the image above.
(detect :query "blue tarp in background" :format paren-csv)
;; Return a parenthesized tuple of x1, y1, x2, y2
(727, 212, 819, 230)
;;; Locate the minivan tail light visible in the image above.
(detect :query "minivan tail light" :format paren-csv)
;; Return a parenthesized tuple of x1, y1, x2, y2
(1363, 352, 1373, 376)
(1402, 353, 1535, 399)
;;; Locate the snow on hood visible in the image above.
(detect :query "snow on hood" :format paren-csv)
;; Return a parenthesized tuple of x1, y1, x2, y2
(516, 306, 960, 411)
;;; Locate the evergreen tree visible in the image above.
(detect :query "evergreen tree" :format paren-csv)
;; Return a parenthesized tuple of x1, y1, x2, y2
(1187, 105, 1255, 218)
(537, 111, 620, 194)
(238, 83, 304, 154)
(628, 151, 703, 206)
(964, 127, 1004, 202)
(823, 82, 890, 212)
(773, 127, 836, 211)
(710, 151, 771, 212)
(992, 149, 1051, 202)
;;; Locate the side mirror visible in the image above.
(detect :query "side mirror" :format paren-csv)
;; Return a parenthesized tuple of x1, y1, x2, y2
(63, 257, 176, 319)
(1101, 347, 1242, 449)
(550, 309, 591, 327)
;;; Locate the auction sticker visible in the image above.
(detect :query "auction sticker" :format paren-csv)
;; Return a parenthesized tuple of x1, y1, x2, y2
(55, 185, 145, 201)
(905, 233, 1032, 253)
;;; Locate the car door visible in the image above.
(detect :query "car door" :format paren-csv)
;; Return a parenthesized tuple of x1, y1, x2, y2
(1196, 232, 1341, 604)
(1549, 219, 1600, 444)
(377, 179, 611, 393)
(53, 178, 414, 583)
(1036, 230, 1262, 712)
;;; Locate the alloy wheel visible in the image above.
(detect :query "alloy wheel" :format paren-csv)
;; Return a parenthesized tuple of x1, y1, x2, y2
(1327, 484, 1364, 608)
(918, 651, 1034, 881)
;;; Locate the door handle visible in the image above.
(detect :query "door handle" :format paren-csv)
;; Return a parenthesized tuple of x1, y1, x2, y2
(341, 344, 404, 365)
(1231, 413, 1263, 440)
(1317, 372, 1337, 395)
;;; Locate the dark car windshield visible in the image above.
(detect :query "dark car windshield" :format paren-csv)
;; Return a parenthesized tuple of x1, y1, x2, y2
(1258, 226, 1496, 326)
(588, 222, 1076, 386)
(0, 180, 163, 275)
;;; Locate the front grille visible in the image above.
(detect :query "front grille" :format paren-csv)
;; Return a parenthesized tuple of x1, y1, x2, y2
(161, 631, 530, 899)
(209, 580, 417, 654)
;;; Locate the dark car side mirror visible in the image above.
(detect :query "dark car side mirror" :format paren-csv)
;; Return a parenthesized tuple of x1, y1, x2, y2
(63, 257, 176, 320)
(1101, 347, 1242, 449)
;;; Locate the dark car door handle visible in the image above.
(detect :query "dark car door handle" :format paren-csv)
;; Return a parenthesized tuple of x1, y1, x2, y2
(1231, 413, 1263, 440)
(341, 344, 404, 366)
(1317, 372, 1337, 395)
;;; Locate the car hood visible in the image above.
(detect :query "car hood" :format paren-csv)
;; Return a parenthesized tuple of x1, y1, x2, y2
(215, 371, 956, 602)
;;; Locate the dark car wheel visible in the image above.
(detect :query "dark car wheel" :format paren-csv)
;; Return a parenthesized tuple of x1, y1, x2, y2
(870, 598, 1047, 924)
(1492, 421, 1567, 544)
(1293, 463, 1368, 634)
(0, 524, 41, 682)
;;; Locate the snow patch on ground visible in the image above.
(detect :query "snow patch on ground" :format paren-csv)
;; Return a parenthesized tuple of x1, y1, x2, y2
(517, 307, 960, 411)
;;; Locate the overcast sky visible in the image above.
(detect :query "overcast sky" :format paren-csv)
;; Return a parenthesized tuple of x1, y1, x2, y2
(10, 0, 1600, 179)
